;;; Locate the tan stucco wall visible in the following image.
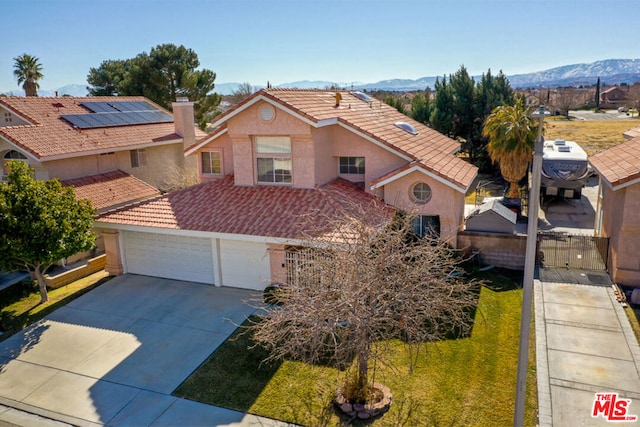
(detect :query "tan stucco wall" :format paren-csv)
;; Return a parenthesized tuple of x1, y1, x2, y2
(34, 144, 182, 188)
(602, 183, 640, 286)
(457, 231, 527, 270)
(101, 229, 123, 275)
(382, 170, 464, 241)
(0, 107, 30, 127)
(312, 126, 407, 190)
(267, 243, 287, 285)
(198, 133, 234, 182)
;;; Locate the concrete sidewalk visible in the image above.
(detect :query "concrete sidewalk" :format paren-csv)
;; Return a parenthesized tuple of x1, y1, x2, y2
(0, 274, 290, 426)
(535, 269, 640, 426)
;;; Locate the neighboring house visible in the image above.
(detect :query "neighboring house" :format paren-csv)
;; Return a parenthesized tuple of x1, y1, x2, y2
(600, 86, 627, 106)
(96, 89, 478, 290)
(0, 96, 205, 194)
(589, 136, 640, 287)
(0, 95, 203, 258)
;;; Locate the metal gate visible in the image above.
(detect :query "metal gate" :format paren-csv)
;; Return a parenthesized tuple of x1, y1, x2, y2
(537, 232, 609, 270)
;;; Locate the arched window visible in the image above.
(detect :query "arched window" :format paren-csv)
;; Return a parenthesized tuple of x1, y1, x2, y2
(3, 150, 27, 160)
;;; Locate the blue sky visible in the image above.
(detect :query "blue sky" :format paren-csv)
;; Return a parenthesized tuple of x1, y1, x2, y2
(2, 0, 638, 93)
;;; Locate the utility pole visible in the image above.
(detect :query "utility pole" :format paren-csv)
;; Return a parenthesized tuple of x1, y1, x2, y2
(514, 105, 546, 427)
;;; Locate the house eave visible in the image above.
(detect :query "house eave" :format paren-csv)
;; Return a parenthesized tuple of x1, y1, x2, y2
(94, 220, 304, 246)
(370, 164, 468, 194)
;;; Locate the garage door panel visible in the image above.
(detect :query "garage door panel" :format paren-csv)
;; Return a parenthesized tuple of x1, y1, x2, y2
(219, 240, 270, 290)
(123, 231, 214, 284)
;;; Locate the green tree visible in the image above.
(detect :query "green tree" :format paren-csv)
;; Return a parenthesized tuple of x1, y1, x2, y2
(449, 65, 475, 142)
(429, 76, 454, 136)
(410, 89, 431, 124)
(85, 59, 129, 95)
(13, 54, 44, 96)
(87, 44, 221, 130)
(384, 94, 407, 114)
(0, 161, 96, 303)
(595, 77, 601, 110)
(482, 97, 538, 199)
(471, 69, 514, 171)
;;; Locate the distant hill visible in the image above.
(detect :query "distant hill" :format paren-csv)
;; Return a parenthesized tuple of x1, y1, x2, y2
(4, 59, 639, 97)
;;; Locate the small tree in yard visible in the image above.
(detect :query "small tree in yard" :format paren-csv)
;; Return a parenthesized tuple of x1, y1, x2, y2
(251, 205, 480, 410)
(0, 161, 96, 303)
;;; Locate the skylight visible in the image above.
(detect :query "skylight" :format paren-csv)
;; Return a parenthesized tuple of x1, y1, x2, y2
(394, 121, 418, 135)
(350, 91, 374, 103)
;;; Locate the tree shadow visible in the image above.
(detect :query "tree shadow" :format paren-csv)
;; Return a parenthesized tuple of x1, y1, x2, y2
(174, 316, 284, 412)
(0, 321, 50, 372)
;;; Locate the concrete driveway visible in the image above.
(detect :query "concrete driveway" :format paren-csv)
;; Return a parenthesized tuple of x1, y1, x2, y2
(535, 270, 640, 426)
(0, 274, 285, 426)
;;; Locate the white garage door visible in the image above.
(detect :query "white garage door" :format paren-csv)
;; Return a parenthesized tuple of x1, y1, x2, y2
(123, 231, 214, 284)
(219, 240, 270, 290)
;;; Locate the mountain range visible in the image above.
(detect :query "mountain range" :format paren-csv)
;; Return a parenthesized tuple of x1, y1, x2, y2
(3, 59, 639, 97)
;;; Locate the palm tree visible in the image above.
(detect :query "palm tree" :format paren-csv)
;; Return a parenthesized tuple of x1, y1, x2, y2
(13, 54, 44, 96)
(482, 97, 539, 199)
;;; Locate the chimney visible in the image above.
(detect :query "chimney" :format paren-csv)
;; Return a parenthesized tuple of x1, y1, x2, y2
(172, 97, 196, 149)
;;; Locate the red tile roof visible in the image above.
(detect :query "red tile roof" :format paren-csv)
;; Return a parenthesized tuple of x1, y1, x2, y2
(62, 170, 160, 212)
(624, 126, 640, 140)
(0, 96, 206, 160)
(589, 136, 640, 189)
(195, 89, 477, 191)
(96, 175, 393, 240)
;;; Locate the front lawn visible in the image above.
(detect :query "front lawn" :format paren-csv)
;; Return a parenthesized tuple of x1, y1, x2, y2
(175, 270, 538, 426)
(0, 271, 112, 341)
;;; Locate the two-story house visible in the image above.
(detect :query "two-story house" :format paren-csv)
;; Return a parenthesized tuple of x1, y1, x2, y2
(96, 89, 478, 290)
(0, 95, 204, 258)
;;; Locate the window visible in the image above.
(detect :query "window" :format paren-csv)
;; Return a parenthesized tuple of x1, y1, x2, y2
(201, 151, 222, 175)
(256, 136, 292, 184)
(411, 215, 440, 238)
(339, 157, 365, 175)
(130, 149, 147, 168)
(3, 150, 27, 160)
(411, 182, 432, 203)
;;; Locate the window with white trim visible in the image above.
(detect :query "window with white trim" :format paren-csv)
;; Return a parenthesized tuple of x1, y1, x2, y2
(130, 149, 147, 168)
(201, 151, 222, 175)
(256, 136, 292, 184)
(339, 157, 365, 175)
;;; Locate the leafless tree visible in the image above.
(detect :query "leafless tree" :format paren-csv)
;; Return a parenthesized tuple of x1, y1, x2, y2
(250, 206, 480, 403)
(554, 87, 587, 118)
(228, 82, 255, 105)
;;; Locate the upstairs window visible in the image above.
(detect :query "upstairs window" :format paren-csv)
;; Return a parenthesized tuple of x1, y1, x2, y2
(130, 149, 147, 168)
(201, 151, 222, 175)
(339, 157, 365, 175)
(256, 136, 292, 184)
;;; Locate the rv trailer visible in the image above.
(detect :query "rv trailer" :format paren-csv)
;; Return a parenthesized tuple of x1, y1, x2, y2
(540, 139, 590, 199)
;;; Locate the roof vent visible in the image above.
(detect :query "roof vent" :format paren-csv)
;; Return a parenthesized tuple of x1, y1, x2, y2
(554, 139, 566, 146)
(394, 121, 418, 135)
(350, 91, 374, 103)
(557, 145, 572, 152)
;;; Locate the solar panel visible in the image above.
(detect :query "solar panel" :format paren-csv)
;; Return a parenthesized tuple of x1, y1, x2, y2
(62, 110, 174, 129)
(111, 101, 155, 112)
(80, 102, 118, 113)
